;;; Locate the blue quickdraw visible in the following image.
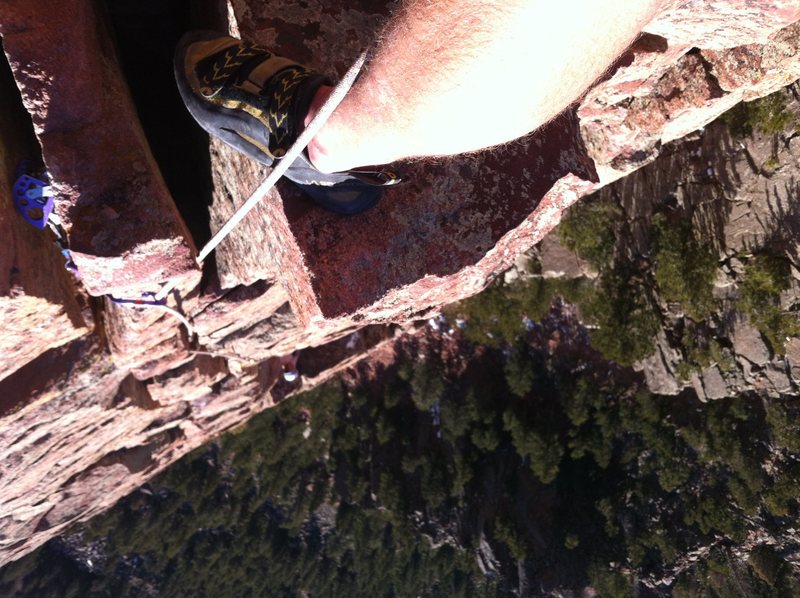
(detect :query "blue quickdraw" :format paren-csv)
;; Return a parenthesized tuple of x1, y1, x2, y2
(109, 293, 167, 308)
(60, 247, 80, 277)
(12, 161, 196, 334)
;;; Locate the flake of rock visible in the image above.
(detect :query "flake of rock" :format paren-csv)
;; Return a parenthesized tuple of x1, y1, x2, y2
(192, 280, 297, 361)
(0, 0, 198, 296)
(701, 365, 730, 400)
(538, 234, 597, 279)
(690, 371, 708, 402)
(732, 318, 771, 367)
(103, 293, 196, 380)
(207, 138, 280, 289)
(145, 355, 228, 406)
(712, 270, 738, 301)
(0, 50, 91, 382)
(780, 288, 798, 311)
(220, 0, 589, 324)
(764, 364, 793, 395)
(788, 134, 800, 163)
(785, 338, 800, 383)
(637, 332, 683, 395)
(582, 9, 800, 181)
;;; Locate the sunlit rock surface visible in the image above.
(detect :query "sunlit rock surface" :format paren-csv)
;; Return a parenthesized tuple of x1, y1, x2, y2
(546, 86, 800, 400)
(0, 59, 90, 382)
(0, 0, 799, 566)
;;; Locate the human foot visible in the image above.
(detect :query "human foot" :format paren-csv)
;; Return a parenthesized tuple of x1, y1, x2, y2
(174, 31, 398, 214)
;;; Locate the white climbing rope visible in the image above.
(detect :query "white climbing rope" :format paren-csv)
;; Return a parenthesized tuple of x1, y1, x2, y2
(127, 51, 369, 332)
(195, 50, 368, 265)
(111, 297, 194, 336)
(19, 49, 369, 339)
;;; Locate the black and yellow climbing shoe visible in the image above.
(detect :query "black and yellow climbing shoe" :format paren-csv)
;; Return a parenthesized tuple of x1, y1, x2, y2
(174, 31, 398, 215)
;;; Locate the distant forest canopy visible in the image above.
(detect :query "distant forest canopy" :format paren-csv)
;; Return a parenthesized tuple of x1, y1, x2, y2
(4, 294, 800, 595)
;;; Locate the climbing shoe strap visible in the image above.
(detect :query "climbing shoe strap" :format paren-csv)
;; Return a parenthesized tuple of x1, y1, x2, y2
(194, 41, 326, 158)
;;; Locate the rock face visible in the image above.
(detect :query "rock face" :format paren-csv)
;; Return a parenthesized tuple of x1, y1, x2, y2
(545, 84, 800, 400)
(0, 0, 198, 297)
(0, 0, 799, 567)
(0, 56, 90, 382)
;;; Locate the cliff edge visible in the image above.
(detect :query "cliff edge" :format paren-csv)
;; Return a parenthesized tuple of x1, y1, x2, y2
(0, 0, 798, 566)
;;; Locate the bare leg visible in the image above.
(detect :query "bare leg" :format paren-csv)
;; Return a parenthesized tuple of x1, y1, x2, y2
(306, 0, 664, 173)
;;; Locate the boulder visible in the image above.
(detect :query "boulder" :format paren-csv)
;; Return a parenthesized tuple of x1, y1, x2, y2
(732, 318, 772, 368)
(701, 365, 729, 400)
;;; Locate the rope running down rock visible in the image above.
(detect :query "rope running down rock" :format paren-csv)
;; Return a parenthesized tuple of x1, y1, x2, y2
(148, 51, 369, 327)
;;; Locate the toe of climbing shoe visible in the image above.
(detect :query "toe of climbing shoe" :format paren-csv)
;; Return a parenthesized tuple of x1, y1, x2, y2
(281, 153, 401, 215)
(174, 30, 326, 164)
(174, 31, 400, 215)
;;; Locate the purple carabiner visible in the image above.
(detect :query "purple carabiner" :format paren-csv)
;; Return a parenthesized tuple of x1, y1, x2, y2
(13, 174, 54, 230)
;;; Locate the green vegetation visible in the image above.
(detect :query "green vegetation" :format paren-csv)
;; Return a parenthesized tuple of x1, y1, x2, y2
(721, 90, 795, 138)
(559, 196, 622, 271)
(673, 547, 800, 597)
(444, 276, 593, 348)
(749, 544, 783, 587)
(581, 263, 660, 366)
(560, 195, 662, 365)
(738, 253, 799, 354)
(651, 213, 718, 321)
(675, 326, 734, 382)
(456, 192, 729, 368)
(410, 360, 445, 411)
(5, 305, 800, 594)
(449, 192, 661, 366)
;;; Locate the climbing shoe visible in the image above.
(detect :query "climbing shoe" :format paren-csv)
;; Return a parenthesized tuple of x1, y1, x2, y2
(174, 31, 399, 214)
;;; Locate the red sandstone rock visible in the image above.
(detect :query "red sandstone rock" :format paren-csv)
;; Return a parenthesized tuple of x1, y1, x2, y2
(222, 0, 800, 326)
(647, 0, 800, 50)
(191, 280, 299, 360)
(106, 305, 193, 381)
(0, 320, 406, 565)
(0, 54, 90, 382)
(703, 22, 800, 98)
(208, 137, 282, 289)
(0, 0, 198, 297)
(582, 16, 800, 178)
(1, 0, 800, 570)
(0, 334, 256, 562)
(0, 189, 89, 381)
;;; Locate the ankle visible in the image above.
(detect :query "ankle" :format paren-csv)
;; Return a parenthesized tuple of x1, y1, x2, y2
(305, 84, 374, 173)
(302, 82, 396, 173)
(306, 133, 339, 174)
(303, 85, 340, 173)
